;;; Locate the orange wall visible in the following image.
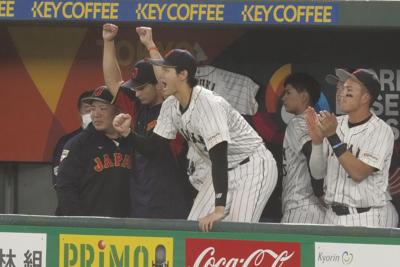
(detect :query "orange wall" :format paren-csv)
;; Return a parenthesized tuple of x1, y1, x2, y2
(0, 24, 243, 162)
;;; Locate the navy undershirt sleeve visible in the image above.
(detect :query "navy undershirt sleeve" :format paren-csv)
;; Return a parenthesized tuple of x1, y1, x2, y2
(209, 141, 228, 207)
(302, 140, 324, 197)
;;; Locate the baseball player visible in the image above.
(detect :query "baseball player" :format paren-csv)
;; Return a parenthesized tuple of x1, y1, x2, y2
(102, 23, 192, 219)
(113, 26, 278, 232)
(281, 73, 326, 224)
(190, 66, 260, 195)
(306, 68, 398, 227)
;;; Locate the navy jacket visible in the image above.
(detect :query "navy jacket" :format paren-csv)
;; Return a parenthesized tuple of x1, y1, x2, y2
(131, 103, 192, 219)
(55, 124, 132, 217)
(115, 88, 193, 219)
(52, 128, 82, 187)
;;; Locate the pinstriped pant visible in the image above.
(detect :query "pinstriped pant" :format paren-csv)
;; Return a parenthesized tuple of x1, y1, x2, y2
(281, 203, 326, 224)
(188, 146, 278, 222)
(324, 201, 399, 228)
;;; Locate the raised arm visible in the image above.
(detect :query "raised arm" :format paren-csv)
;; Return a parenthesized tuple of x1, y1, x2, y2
(103, 23, 123, 96)
(136, 27, 163, 81)
(113, 113, 169, 156)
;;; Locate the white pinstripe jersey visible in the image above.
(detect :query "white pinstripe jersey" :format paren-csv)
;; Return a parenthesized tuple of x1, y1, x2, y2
(323, 113, 394, 207)
(282, 113, 320, 211)
(154, 85, 264, 170)
(186, 145, 211, 191)
(195, 66, 259, 115)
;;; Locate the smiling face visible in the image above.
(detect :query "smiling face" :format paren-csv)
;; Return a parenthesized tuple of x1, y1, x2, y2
(90, 101, 118, 132)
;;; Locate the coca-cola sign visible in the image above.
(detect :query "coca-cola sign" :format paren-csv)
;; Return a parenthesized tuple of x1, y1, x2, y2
(186, 238, 300, 267)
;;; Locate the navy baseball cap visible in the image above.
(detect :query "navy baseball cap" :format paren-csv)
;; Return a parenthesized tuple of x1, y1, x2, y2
(147, 49, 197, 77)
(335, 68, 381, 101)
(325, 68, 356, 85)
(121, 60, 158, 91)
(82, 85, 113, 104)
(77, 90, 94, 108)
(325, 73, 340, 85)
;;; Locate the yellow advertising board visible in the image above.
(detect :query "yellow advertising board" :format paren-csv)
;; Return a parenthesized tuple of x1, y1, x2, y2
(59, 234, 173, 267)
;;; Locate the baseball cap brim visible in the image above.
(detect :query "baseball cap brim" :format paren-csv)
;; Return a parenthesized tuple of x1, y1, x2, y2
(335, 68, 358, 84)
(81, 96, 110, 104)
(146, 58, 176, 68)
(121, 79, 147, 91)
(325, 74, 339, 85)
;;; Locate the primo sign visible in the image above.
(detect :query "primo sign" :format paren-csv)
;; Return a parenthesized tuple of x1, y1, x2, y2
(60, 234, 173, 267)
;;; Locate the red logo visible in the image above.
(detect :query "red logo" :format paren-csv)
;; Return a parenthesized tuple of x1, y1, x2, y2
(94, 86, 104, 96)
(131, 67, 139, 79)
(186, 238, 300, 267)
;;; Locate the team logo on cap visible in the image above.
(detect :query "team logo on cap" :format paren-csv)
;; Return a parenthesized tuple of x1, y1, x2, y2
(131, 67, 139, 79)
(94, 87, 105, 96)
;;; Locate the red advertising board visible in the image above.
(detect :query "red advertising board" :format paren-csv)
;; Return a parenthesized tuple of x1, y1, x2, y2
(186, 238, 301, 267)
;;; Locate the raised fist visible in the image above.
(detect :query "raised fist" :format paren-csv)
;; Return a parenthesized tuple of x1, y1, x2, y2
(136, 26, 154, 48)
(113, 113, 132, 137)
(103, 23, 118, 41)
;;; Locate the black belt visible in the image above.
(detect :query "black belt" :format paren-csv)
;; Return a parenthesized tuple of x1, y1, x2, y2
(228, 157, 250, 171)
(331, 204, 371, 216)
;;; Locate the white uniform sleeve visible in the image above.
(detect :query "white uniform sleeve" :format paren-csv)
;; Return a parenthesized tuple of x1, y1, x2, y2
(287, 117, 310, 153)
(197, 99, 231, 150)
(358, 124, 394, 171)
(245, 78, 259, 115)
(153, 98, 178, 139)
(310, 141, 328, 179)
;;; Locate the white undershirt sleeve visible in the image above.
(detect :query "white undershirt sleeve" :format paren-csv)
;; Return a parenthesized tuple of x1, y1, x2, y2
(310, 142, 327, 179)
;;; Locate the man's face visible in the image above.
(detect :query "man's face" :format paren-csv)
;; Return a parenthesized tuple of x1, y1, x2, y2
(134, 84, 159, 105)
(340, 79, 369, 113)
(159, 66, 180, 97)
(282, 84, 306, 115)
(90, 101, 118, 132)
(79, 102, 92, 115)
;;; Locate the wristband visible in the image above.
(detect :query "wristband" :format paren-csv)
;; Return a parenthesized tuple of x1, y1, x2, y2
(215, 193, 227, 207)
(327, 134, 347, 157)
(332, 142, 343, 149)
(333, 143, 347, 158)
(327, 134, 341, 148)
(147, 46, 158, 52)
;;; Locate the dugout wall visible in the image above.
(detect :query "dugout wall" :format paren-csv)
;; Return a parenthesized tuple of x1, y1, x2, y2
(0, 0, 399, 219)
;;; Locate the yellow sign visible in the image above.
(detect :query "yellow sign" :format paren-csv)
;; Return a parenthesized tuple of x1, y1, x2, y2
(136, 3, 224, 22)
(0, 0, 14, 17)
(242, 4, 333, 23)
(31, 1, 119, 19)
(60, 234, 173, 267)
